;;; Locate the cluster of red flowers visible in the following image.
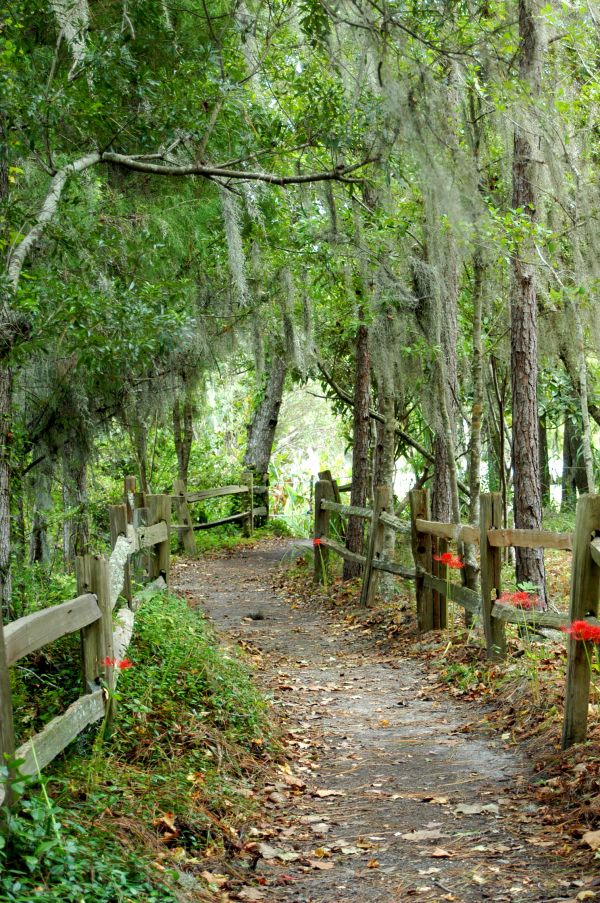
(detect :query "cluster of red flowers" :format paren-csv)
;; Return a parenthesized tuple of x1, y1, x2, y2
(100, 656, 134, 670)
(498, 590, 540, 610)
(433, 551, 464, 570)
(561, 620, 600, 643)
(313, 538, 323, 547)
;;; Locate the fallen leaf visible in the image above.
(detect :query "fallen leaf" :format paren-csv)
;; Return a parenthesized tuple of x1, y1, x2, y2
(314, 789, 345, 798)
(454, 802, 500, 817)
(306, 859, 335, 870)
(430, 848, 452, 858)
(367, 858, 379, 868)
(582, 831, 600, 851)
(236, 889, 266, 901)
(402, 829, 446, 842)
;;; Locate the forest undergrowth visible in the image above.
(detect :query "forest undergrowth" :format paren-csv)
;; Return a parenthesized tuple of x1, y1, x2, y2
(1, 586, 280, 903)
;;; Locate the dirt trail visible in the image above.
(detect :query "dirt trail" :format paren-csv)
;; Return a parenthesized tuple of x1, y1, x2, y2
(173, 540, 591, 903)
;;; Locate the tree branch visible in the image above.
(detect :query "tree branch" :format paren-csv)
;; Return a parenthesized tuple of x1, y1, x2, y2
(100, 152, 374, 184)
(6, 152, 101, 290)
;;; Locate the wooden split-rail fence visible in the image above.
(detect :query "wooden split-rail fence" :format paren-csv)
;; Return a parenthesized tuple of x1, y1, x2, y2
(313, 477, 600, 750)
(0, 472, 266, 807)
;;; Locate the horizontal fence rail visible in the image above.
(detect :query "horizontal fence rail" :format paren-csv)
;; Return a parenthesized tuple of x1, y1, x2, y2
(0, 468, 265, 808)
(312, 474, 600, 750)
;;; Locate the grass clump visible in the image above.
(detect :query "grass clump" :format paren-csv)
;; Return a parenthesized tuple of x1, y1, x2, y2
(2, 588, 277, 901)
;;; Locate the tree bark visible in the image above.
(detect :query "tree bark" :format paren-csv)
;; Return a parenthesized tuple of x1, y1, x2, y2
(510, 0, 546, 603)
(62, 453, 89, 565)
(539, 414, 550, 508)
(173, 395, 194, 486)
(344, 313, 370, 580)
(29, 454, 53, 565)
(243, 355, 286, 520)
(571, 299, 595, 493)
(561, 412, 588, 509)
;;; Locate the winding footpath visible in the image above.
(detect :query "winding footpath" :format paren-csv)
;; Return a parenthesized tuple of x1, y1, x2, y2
(173, 540, 593, 903)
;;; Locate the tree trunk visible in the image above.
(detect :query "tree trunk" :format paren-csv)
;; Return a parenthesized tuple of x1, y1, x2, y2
(344, 314, 370, 580)
(377, 392, 396, 596)
(243, 355, 286, 521)
(173, 395, 194, 486)
(510, 0, 546, 603)
(539, 414, 550, 508)
(63, 454, 89, 566)
(561, 413, 587, 508)
(0, 365, 13, 619)
(29, 454, 53, 565)
(129, 420, 149, 494)
(571, 299, 595, 493)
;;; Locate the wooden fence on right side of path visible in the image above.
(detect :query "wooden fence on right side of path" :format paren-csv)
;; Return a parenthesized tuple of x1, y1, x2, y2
(312, 477, 600, 750)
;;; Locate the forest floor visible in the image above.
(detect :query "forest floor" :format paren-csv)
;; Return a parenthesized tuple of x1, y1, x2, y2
(173, 539, 599, 903)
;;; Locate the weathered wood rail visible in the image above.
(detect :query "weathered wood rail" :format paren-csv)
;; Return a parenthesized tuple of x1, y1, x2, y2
(170, 471, 267, 550)
(0, 469, 267, 807)
(313, 477, 600, 750)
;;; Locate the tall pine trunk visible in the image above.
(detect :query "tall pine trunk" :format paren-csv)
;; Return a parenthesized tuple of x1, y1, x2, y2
(344, 312, 370, 580)
(510, 0, 546, 603)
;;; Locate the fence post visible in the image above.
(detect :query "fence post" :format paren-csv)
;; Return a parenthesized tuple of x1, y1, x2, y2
(77, 554, 99, 692)
(360, 484, 391, 608)
(109, 504, 131, 607)
(410, 488, 433, 632)
(319, 469, 344, 538)
(562, 494, 600, 749)
(147, 494, 171, 585)
(173, 479, 196, 555)
(0, 613, 15, 806)
(314, 479, 334, 584)
(242, 471, 254, 537)
(479, 493, 506, 660)
(124, 475, 137, 524)
(431, 536, 448, 630)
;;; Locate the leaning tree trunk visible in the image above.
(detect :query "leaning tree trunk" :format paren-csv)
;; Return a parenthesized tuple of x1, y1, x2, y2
(344, 314, 370, 580)
(510, 0, 546, 604)
(243, 355, 286, 522)
(173, 394, 194, 486)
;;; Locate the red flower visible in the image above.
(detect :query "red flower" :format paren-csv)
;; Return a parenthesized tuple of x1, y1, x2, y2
(313, 538, 322, 546)
(434, 552, 464, 569)
(99, 655, 135, 669)
(498, 591, 540, 610)
(562, 620, 600, 643)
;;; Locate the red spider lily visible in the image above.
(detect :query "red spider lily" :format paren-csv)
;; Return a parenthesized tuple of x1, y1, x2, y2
(99, 655, 135, 669)
(498, 591, 540, 610)
(562, 620, 600, 643)
(434, 552, 464, 569)
(313, 538, 323, 546)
